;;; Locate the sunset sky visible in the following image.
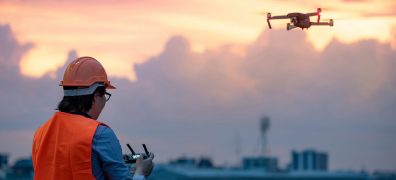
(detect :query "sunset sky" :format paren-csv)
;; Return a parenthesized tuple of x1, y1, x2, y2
(0, 0, 396, 172)
(1, 0, 395, 80)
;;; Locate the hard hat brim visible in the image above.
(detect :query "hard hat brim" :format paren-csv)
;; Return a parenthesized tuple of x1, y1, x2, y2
(106, 82, 116, 89)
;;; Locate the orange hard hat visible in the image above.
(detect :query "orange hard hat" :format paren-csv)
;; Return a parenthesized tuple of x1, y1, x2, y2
(60, 56, 115, 89)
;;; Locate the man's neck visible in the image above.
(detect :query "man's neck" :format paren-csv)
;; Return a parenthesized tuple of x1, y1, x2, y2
(68, 111, 92, 119)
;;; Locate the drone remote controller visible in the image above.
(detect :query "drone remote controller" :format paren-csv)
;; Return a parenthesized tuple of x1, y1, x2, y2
(123, 144, 150, 164)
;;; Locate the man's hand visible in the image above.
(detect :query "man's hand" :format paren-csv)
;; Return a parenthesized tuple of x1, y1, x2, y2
(134, 152, 154, 177)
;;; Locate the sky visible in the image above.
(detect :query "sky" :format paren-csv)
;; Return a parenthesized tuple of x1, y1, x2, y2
(0, 0, 396, 172)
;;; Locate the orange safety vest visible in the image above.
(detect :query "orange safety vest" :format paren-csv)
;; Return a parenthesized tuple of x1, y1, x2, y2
(32, 112, 106, 180)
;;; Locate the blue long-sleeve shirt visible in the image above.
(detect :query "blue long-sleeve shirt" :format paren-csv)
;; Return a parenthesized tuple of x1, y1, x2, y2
(92, 125, 145, 180)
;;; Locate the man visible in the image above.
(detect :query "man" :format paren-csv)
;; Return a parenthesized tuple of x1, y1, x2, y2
(32, 56, 154, 179)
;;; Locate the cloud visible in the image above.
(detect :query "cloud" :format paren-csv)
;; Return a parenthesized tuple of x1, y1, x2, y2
(54, 49, 78, 80)
(0, 23, 395, 171)
(104, 30, 396, 170)
(0, 24, 33, 70)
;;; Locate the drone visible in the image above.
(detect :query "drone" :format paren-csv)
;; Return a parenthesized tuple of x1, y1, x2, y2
(267, 8, 333, 30)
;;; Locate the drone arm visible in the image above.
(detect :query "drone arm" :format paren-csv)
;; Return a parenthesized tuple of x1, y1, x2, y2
(266, 13, 287, 29)
(310, 22, 328, 25)
(270, 15, 289, 19)
(306, 12, 318, 16)
(308, 8, 322, 22)
(310, 21, 332, 26)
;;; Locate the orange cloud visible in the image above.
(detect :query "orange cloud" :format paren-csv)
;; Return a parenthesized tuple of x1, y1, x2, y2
(1, 0, 395, 80)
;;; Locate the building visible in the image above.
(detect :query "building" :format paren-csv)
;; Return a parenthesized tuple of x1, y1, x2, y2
(243, 156, 279, 172)
(169, 156, 197, 167)
(169, 156, 214, 169)
(0, 153, 8, 179)
(10, 157, 33, 178)
(0, 154, 8, 169)
(291, 149, 328, 172)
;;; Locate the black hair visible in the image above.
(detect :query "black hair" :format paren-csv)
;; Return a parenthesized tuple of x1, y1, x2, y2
(57, 86, 105, 113)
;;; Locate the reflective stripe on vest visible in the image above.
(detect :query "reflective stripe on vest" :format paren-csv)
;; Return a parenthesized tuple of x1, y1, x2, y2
(32, 112, 105, 180)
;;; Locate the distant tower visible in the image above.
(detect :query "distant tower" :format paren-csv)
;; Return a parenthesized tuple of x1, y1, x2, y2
(260, 116, 270, 156)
